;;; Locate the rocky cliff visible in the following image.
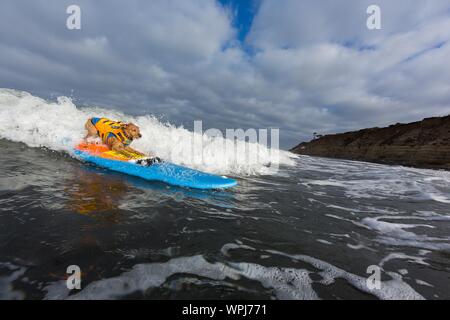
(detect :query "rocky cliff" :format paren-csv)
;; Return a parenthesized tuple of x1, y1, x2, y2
(290, 115, 450, 170)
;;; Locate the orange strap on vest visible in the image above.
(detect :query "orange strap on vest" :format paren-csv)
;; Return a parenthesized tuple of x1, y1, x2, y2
(93, 118, 132, 146)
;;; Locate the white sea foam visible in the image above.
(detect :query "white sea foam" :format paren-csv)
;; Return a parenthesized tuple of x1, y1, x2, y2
(361, 216, 450, 251)
(0, 89, 294, 175)
(298, 155, 450, 204)
(266, 250, 424, 300)
(379, 253, 429, 267)
(316, 239, 332, 245)
(45, 255, 318, 300)
(361, 217, 434, 240)
(220, 243, 256, 257)
(44, 243, 425, 300)
(415, 279, 433, 287)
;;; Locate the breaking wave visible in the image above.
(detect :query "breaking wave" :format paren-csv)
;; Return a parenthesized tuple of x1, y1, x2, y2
(0, 88, 295, 175)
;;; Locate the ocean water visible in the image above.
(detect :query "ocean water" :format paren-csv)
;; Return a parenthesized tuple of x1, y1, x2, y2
(1, 89, 450, 300)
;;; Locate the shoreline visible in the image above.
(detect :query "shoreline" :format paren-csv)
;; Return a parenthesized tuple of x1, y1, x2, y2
(291, 115, 450, 171)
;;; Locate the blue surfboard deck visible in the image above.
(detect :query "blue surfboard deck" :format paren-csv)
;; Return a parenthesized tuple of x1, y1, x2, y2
(73, 148, 237, 190)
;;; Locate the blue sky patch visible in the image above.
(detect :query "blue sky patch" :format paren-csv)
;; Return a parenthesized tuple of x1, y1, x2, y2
(218, 0, 259, 43)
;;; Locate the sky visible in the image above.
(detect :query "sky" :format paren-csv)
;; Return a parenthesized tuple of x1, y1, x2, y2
(0, 0, 450, 149)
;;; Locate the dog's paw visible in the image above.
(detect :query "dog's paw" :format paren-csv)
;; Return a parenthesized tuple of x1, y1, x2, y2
(130, 157, 163, 167)
(86, 136, 102, 144)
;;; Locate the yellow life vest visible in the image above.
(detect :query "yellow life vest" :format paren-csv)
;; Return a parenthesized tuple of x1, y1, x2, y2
(92, 118, 132, 146)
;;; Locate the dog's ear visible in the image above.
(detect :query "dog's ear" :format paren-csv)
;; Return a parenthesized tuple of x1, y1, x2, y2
(130, 123, 141, 131)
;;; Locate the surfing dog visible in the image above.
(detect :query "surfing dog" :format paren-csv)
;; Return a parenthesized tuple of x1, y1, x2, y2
(84, 117, 148, 158)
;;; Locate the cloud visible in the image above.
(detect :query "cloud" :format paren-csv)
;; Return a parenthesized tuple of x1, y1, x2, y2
(247, 0, 450, 49)
(0, 0, 449, 148)
(246, 1, 450, 139)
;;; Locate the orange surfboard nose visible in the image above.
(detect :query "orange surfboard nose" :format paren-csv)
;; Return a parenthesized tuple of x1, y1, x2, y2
(75, 142, 138, 161)
(75, 142, 110, 155)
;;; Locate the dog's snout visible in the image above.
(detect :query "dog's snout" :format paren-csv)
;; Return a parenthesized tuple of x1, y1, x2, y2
(138, 134, 142, 138)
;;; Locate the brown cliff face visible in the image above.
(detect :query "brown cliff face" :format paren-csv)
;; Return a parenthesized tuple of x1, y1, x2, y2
(290, 115, 450, 170)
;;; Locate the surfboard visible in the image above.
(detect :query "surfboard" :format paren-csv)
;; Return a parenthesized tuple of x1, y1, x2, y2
(73, 142, 238, 190)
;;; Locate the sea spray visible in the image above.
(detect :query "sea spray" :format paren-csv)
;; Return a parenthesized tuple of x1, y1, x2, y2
(0, 89, 295, 175)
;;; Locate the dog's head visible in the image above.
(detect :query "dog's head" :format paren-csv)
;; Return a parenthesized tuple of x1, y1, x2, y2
(123, 123, 142, 140)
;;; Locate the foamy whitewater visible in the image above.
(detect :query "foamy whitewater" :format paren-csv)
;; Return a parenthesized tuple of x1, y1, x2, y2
(1, 88, 450, 300)
(0, 89, 294, 175)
